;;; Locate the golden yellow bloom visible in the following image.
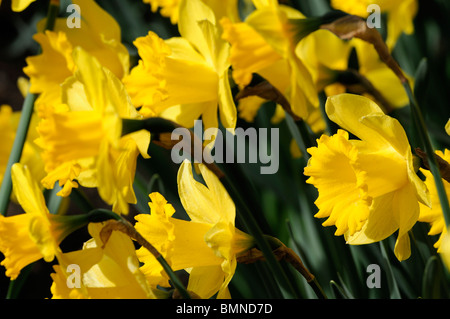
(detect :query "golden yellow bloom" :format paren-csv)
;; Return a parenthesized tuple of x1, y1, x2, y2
(0, 164, 66, 279)
(297, 31, 410, 109)
(135, 161, 254, 298)
(124, 0, 237, 133)
(418, 150, 450, 254)
(331, 0, 418, 50)
(221, 2, 318, 119)
(304, 94, 430, 261)
(51, 223, 156, 299)
(36, 48, 150, 215)
(23, 0, 129, 108)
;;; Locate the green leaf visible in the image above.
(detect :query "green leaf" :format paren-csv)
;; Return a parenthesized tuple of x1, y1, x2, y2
(330, 280, 350, 299)
(379, 241, 401, 299)
(413, 58, 429, 111)
(422, 256, 442, 298)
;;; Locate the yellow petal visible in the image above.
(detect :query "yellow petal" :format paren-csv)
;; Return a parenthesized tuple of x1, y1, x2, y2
(178, 0, 216, 64)
(237, 95, 266, 123)
(218, 70, 237, 132)
(221, 17, 281, 88)
(129, 130, 151, 159)
(418, 150, 450, 250)
(28, 214, 58, 262)
(345, 191, 398, 245)
(187, 266, 225, 299)
(160, 103, 204, 128)
(245, 6, 288, 57)
(439, 232, 450, 271)
(124, 32, 219, 115)
(197, 18, 230, 74)
(392, 183, 420, 261)
(330, 0, 369, 17)
(11, 163, 48, 216)
(167, 219, 223, 270)
(177, 160, 223, 224)
(122, 31, 170, 109)
(198, 163, 235, 225)
(325, 94, 390, 150)
(287, 51, 318, 117)
(40, 0, 129, 79)
(385, 0, 417, 50)
(71, 48, 108, 114)
(136, 217, 222, 272)
(0, 214, 43, 279)
(37, 110, 104, 172)
(24, 31, 74, 95)
(53, 223, 155, 298)
(364, 68, 410, 108)
(352, 140, 408, 198)
(11, 0, 36, 11)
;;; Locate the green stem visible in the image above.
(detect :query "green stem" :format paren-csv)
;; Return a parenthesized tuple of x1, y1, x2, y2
(285, 114, 316, 161)
(157, 256, 191, 299)
(43, 1, 59, 31)
(404, 82, 450, 227)
(0, 93, 37, 216)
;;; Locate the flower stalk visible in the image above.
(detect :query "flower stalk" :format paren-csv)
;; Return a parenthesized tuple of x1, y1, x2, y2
(0, 93, 37, 216)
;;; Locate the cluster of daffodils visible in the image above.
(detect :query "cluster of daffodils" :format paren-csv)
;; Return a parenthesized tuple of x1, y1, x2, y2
(0, 0, 449, 299)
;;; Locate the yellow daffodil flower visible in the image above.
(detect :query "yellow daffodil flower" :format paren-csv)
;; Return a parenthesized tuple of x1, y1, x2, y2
(0, 0, 35, 12)
(23, 0, 129, 108)
(221, 1, 318, 120)
(36, 48, 150, 215)
(331, 0, 418, 50)
(135, 161, 254, 299)
(297, 31, 410, 109)
(418, 150, 450, 259)
(50, 223, 156, 299)
(124, 0, 237, 134)
(0, 164, 66, 279)
(304, 94, 430, 261)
